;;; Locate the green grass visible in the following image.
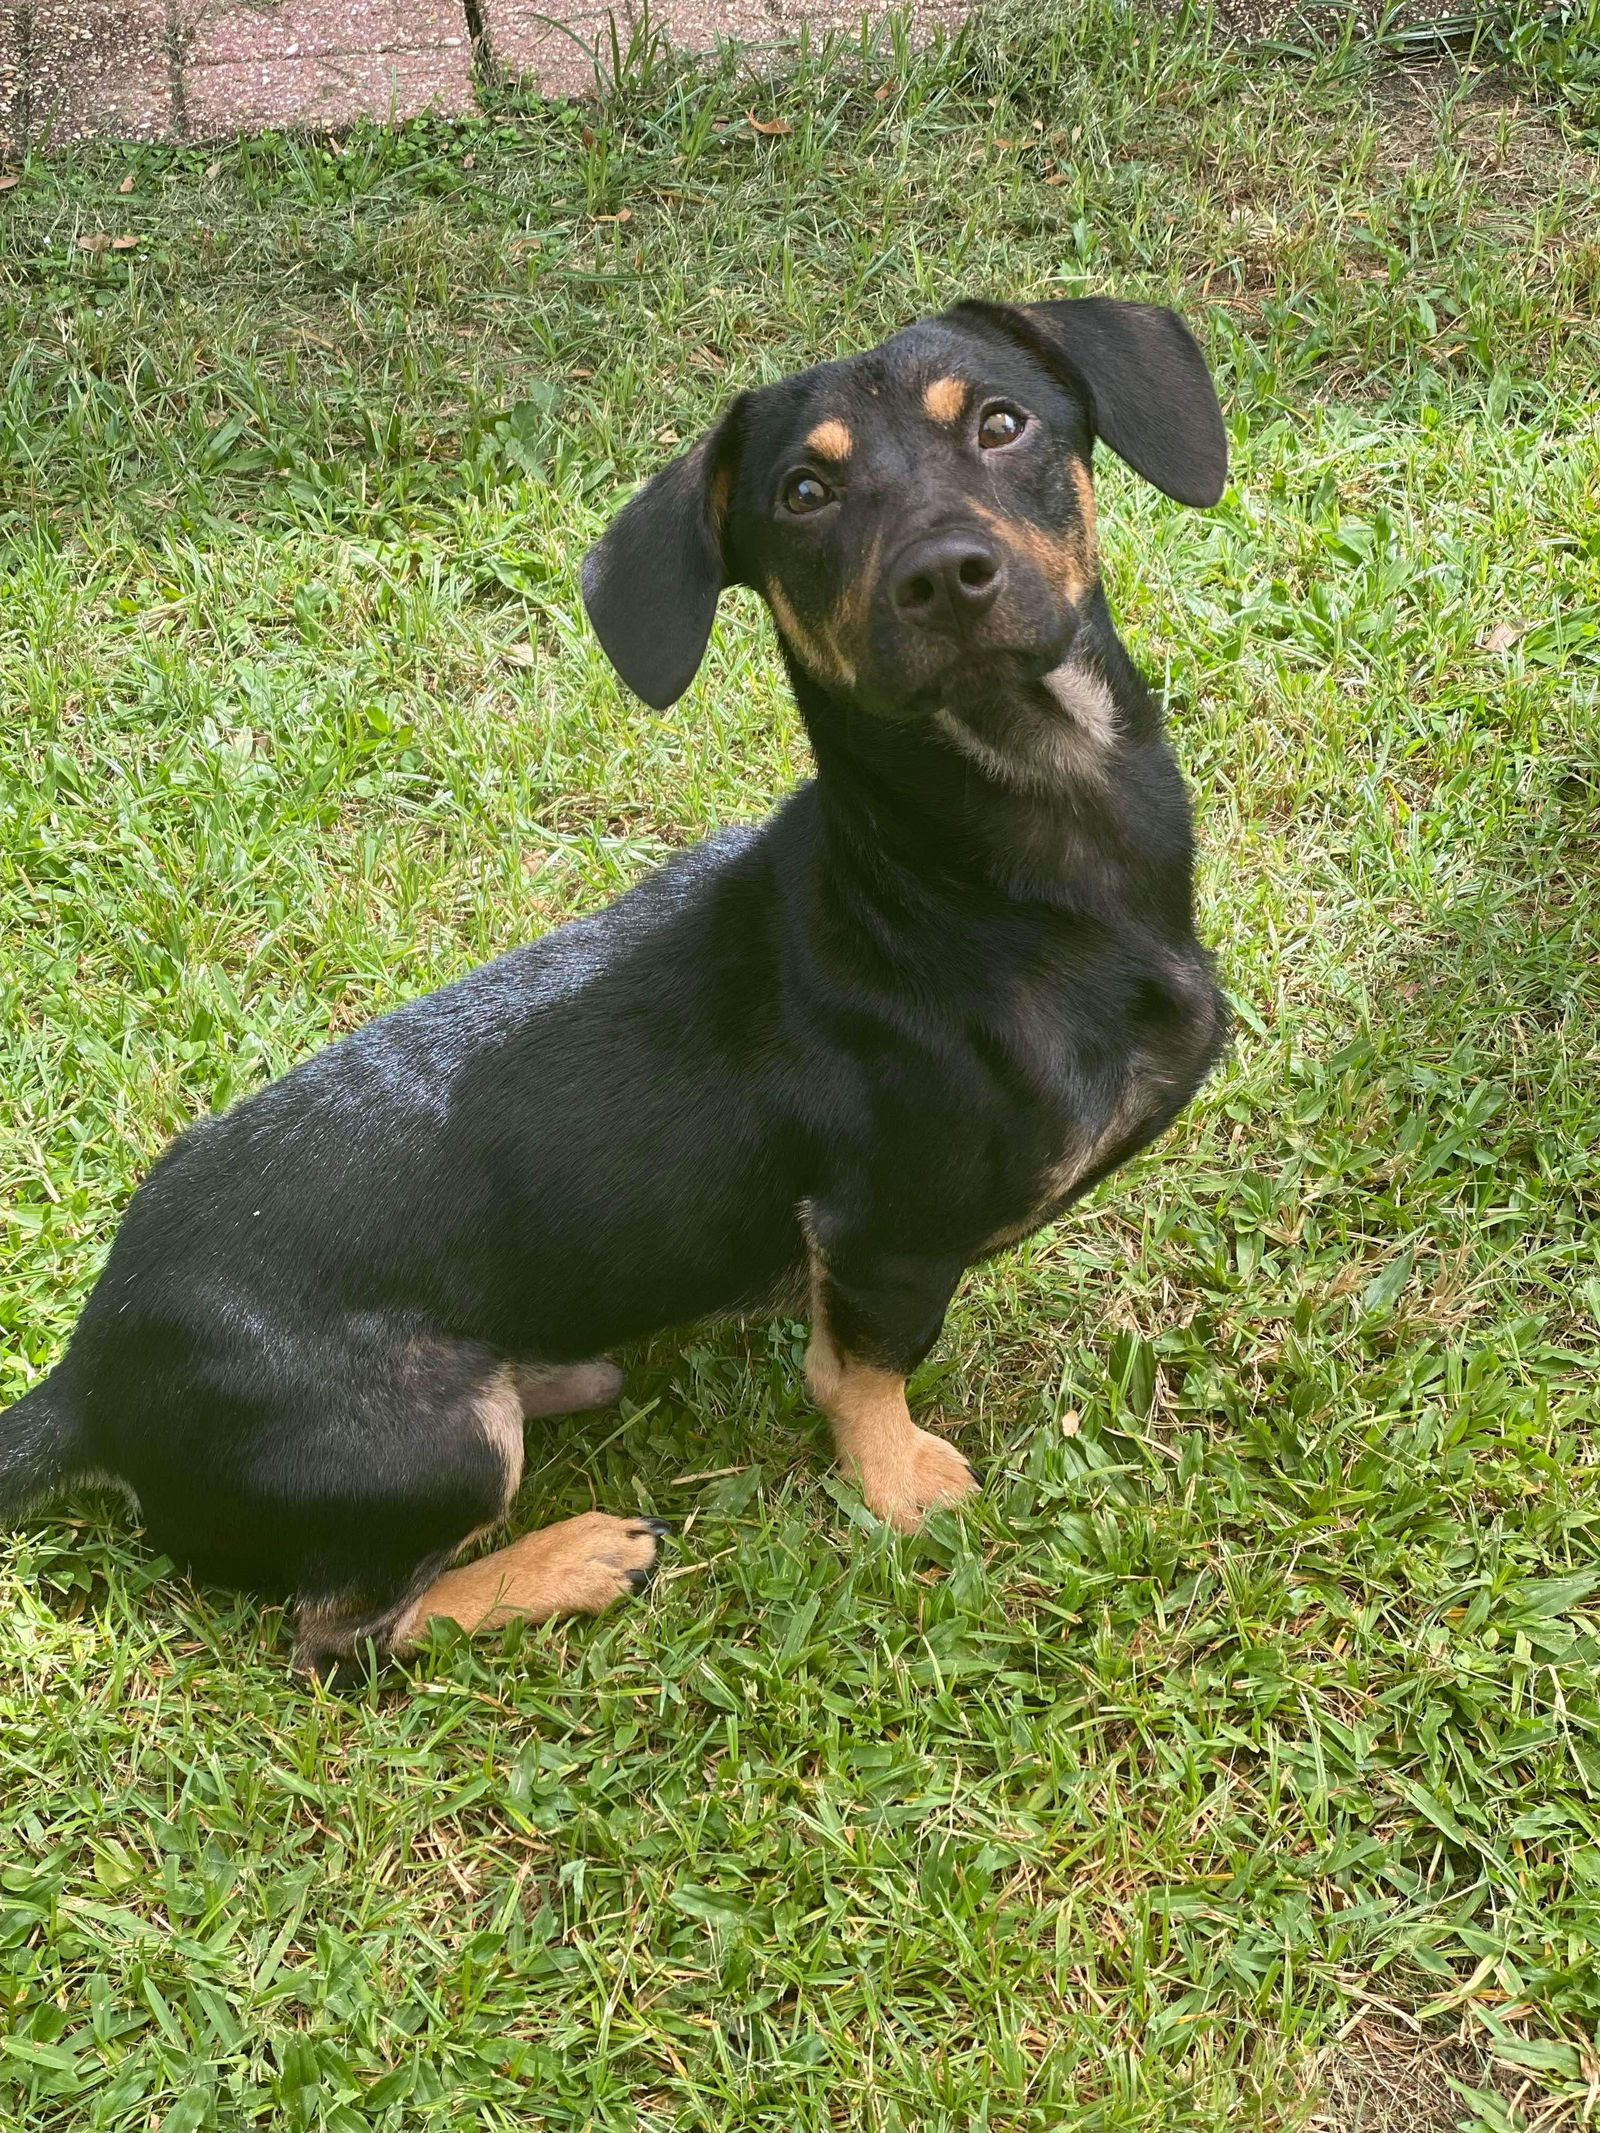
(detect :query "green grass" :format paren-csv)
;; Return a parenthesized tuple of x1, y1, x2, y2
(2, 3, 1600, 2126)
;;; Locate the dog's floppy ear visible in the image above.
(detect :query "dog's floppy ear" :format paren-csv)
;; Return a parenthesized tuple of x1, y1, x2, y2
(960, 297, 1227, 508)
(581, 406, 744, 710)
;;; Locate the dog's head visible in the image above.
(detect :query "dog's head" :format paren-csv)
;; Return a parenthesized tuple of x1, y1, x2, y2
(582, 298, 1226, 718)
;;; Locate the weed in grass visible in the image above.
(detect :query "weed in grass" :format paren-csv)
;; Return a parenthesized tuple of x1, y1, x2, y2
(2, 3, 1599, 2128)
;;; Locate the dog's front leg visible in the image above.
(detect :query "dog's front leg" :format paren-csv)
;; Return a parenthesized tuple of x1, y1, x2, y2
(804, 1238, 979, 1533)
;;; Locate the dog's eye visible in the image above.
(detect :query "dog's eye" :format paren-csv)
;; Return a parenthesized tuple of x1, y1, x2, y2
(782, 472, 833, 515)
(978, 404, 1027, 450)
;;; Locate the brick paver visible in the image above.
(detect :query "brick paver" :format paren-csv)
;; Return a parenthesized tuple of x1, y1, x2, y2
(185, 43, 473, 131)
(0, 8, 22, 146)
(475, 0, 615, 97)
(180, 0, 473, 131)
(632, 0, 966, 43)
(478, 0, 965, 95)
(6, 0, 174, 150)
(0, 0, 973, 153)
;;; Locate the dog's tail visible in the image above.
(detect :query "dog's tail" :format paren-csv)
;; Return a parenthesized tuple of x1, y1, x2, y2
(0, 1372, 86, 1519)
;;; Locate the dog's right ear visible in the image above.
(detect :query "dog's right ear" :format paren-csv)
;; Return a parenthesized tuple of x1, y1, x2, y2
(954, 298, 1227, 509)
(581, 406, 744, 711)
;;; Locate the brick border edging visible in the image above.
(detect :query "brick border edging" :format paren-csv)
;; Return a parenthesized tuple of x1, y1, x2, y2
(2, 0, 971, 154)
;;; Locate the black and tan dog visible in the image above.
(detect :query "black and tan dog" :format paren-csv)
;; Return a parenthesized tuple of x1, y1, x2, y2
(0, 297, 1230, 1678)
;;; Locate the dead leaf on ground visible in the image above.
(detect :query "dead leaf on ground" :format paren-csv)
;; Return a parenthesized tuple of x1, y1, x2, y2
(874, 79, 897, 100)
(0, 173, 20, 192)
(748, 112, 793, 136)
(119, 173, 135, 194)
(205, 160, 222, 179)
(462, 153, 476, 169)
(1481, 620, 1524, 652)
(593, 207, 632, 223)
(77, 233, 140, 254)
(502, 641, 539, 668)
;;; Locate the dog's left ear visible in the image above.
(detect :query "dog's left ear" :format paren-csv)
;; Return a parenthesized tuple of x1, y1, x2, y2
(959, 297, 1227, 508)
(581, 404, 745, 711)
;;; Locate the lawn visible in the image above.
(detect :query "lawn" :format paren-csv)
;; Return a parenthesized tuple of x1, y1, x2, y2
(2, 2, 1599, 2126)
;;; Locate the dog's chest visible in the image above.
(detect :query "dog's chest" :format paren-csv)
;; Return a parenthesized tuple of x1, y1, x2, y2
(974, 947, 1222, 1250)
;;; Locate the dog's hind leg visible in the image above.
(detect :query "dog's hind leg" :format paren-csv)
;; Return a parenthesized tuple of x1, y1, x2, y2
(287, 1360, 664, 1678)
(293, 1508, 667, 1680)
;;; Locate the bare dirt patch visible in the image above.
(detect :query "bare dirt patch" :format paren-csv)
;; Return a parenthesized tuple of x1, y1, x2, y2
(1373, 58, 1600, 200)
(1308, 2017, 1583, 2133)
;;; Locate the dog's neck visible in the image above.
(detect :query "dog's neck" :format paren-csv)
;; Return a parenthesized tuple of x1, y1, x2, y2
(783, 595, 1194, 927)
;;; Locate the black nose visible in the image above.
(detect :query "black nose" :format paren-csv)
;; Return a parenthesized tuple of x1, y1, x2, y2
(889, 531, 1004, 632)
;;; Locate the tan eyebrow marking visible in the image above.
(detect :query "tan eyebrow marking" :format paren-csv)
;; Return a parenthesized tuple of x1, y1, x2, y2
(804, 418, 853, 460)
(923, 377, 967, 424)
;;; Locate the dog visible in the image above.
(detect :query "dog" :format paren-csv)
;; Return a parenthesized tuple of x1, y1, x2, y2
(0, 297, 1230, 1680)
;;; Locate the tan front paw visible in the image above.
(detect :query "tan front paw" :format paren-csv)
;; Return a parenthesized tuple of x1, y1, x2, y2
(853, 1427, 981, 1534)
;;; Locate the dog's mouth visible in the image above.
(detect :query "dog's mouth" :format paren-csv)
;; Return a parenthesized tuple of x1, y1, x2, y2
(858, 621, 1078, 720)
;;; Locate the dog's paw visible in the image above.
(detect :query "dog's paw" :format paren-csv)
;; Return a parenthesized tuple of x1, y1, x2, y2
(857, 1427, 980, 1534)
(405, 1512, 670, 1642)
(503, 1511, 670, 1616)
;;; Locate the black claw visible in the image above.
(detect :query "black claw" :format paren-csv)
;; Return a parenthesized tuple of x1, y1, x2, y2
(964, 1460, 982, 1487)
(634, 1517, 672, 1537)
(626, 1564, 657, 1593)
